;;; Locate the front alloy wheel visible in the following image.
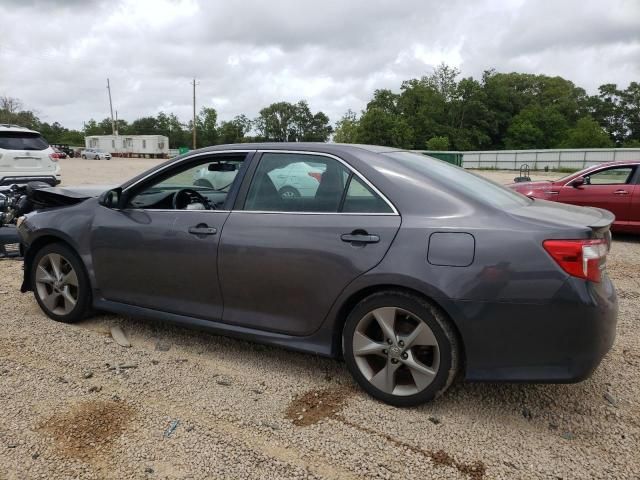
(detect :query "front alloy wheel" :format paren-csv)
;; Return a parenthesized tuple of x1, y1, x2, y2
(344, 291, 459, 406)
(31, 243, 91, 323)
(35, 253, 78, 315)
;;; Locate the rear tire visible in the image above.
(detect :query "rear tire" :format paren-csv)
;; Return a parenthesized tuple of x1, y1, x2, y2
(31, 243, 92, 324)
(81, 155, 86, 159)
(279, 186, 300, 199)
(343, 290, 460, 407)
(94, 155, 100, 160)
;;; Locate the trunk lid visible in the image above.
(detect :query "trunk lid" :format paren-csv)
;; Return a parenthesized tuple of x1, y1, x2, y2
(509, 198, 614, 234)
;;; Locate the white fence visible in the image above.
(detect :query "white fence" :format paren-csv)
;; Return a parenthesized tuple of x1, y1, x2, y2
(461, 149, 640, 170)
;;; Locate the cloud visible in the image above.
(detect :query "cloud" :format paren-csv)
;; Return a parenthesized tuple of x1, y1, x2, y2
(0, 0, 638, 130)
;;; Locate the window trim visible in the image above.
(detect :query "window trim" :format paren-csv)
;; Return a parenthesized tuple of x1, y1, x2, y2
(235, 150, 399, 216)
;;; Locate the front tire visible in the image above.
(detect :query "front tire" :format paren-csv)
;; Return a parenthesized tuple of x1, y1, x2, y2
(343, 291, 460, 407)
(94, 155, 100, 160)
(31, 243, 91, 324)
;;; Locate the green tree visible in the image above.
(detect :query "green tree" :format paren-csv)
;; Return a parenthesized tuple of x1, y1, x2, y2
(561, 117, 613, 148)
(196, 107, 218, 146)
(333, 110, 360, 143)
(425, 136, 449, 150)
(218, 114, 252, 144)
(504, 105, 568, 149)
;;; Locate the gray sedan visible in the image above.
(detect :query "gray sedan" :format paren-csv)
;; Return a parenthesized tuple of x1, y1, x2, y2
(16, 143, 617, 406)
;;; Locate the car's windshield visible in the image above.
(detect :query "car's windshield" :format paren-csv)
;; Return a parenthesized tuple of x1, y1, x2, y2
(384, 151, 531, 209)
(0, 132, 49, 150)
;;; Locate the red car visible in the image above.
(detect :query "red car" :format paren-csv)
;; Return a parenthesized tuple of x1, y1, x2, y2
(509, 161, 640, 234)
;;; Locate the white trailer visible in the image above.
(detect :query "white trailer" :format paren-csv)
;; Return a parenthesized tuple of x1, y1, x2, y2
(85, 135, 169, 158)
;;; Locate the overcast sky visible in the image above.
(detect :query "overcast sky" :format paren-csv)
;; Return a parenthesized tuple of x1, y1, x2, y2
(1, 0, 639, 130)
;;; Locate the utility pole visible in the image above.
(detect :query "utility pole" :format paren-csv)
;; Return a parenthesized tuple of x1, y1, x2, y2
(191, 78, 198, 149)
(106, 78, 116, 136)
(115, 110, 119, 135)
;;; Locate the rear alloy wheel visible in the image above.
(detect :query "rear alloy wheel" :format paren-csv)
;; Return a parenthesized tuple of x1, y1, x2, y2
(279, 186, 300, 199)
(343, 291, 459, 406)
(31, 243, 91, 323)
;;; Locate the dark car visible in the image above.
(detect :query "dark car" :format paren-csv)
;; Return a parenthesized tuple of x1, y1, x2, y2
(51, 144, 75, 158)
(509, 161, 640, 234)
(16, 144, 617, 406)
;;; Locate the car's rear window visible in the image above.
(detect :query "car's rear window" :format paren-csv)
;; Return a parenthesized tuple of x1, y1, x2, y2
(384, 151, 531, 209)
(0, 131, 49, 150)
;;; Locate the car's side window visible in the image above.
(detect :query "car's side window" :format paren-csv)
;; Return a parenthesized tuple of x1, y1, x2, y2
(343, 175, 394, 213)
(243, 152, 393, 214)
(586, 167, 634, 185)
(128, 156, 245, 210)
(244, 153, 347, 212)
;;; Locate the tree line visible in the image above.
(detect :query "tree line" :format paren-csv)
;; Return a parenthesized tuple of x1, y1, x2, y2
(1, 65, 639, 150)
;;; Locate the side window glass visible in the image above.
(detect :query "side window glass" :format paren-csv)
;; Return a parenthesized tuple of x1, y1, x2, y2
(129, 157, 244, 210)
(244, 153, 347, 212)
(342, 176, 394, 213)
(587, 167, 633, 185)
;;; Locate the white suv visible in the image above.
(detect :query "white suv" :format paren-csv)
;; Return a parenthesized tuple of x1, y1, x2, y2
(0, 124, 61, 186)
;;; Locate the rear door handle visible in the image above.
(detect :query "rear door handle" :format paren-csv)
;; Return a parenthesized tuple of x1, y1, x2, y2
(340, 233, 380, 244)
(614, 190, 629, 195)
(188, 224, 217, 235)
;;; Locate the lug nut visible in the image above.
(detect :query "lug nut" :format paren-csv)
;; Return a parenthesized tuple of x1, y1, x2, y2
(382, 349, 388, 355)
(387, 338, 393, 345)
(398, 340, 405, 347)
(391, 358, 399, 364)
(401, 352, 408, 360)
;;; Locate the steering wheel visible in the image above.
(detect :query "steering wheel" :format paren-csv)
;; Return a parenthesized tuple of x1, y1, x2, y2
(172, 188, 212, 210)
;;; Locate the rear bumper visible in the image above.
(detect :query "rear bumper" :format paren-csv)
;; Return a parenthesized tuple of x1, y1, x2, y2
(0, 175, 58, 186)
(446, 276, 618, 383)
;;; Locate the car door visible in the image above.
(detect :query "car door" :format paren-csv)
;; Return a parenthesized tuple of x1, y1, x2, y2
(90, 152, 251, 320)
(557, 165, 636, 222)
(218, 151, 401, 336)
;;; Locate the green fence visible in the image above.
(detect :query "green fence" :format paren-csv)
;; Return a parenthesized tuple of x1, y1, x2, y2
(416, 151, 463, 166)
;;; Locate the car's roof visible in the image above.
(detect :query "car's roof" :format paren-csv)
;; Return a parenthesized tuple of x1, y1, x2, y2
(200, 142, 405, 155)
(0, 124, 40, 134)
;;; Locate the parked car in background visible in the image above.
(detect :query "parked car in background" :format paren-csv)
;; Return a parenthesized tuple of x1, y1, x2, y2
(0, 124, 61, 186)
(16, 144, 617, 406)
(51, 144, 75, 158)
(51, 147, 67, 159)
(81, 148, 111, 160)
(194, 160, 324, 199)
(509, 161, 640, 234)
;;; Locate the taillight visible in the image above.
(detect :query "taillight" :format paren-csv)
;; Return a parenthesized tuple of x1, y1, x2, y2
(49, 153, 60, 162)
(543, 239, 608, 282)
(308, 172, 322, 182)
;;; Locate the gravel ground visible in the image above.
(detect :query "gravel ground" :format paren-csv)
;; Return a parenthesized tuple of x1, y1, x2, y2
(0, 157, 638, 479)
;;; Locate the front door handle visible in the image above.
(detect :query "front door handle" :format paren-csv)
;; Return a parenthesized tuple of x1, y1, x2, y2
(341, 232, 380, 244)
(614, 190, 629, 195)
(188, 224, 217, 235)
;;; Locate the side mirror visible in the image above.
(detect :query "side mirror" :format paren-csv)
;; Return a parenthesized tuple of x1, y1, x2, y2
(570, 176, 585, 188)
(98, 188, 123, 208)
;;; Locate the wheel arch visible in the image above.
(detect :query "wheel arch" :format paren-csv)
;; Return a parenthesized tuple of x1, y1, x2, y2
(22, 234, 86, 293)
(330, 284, 466, 369)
